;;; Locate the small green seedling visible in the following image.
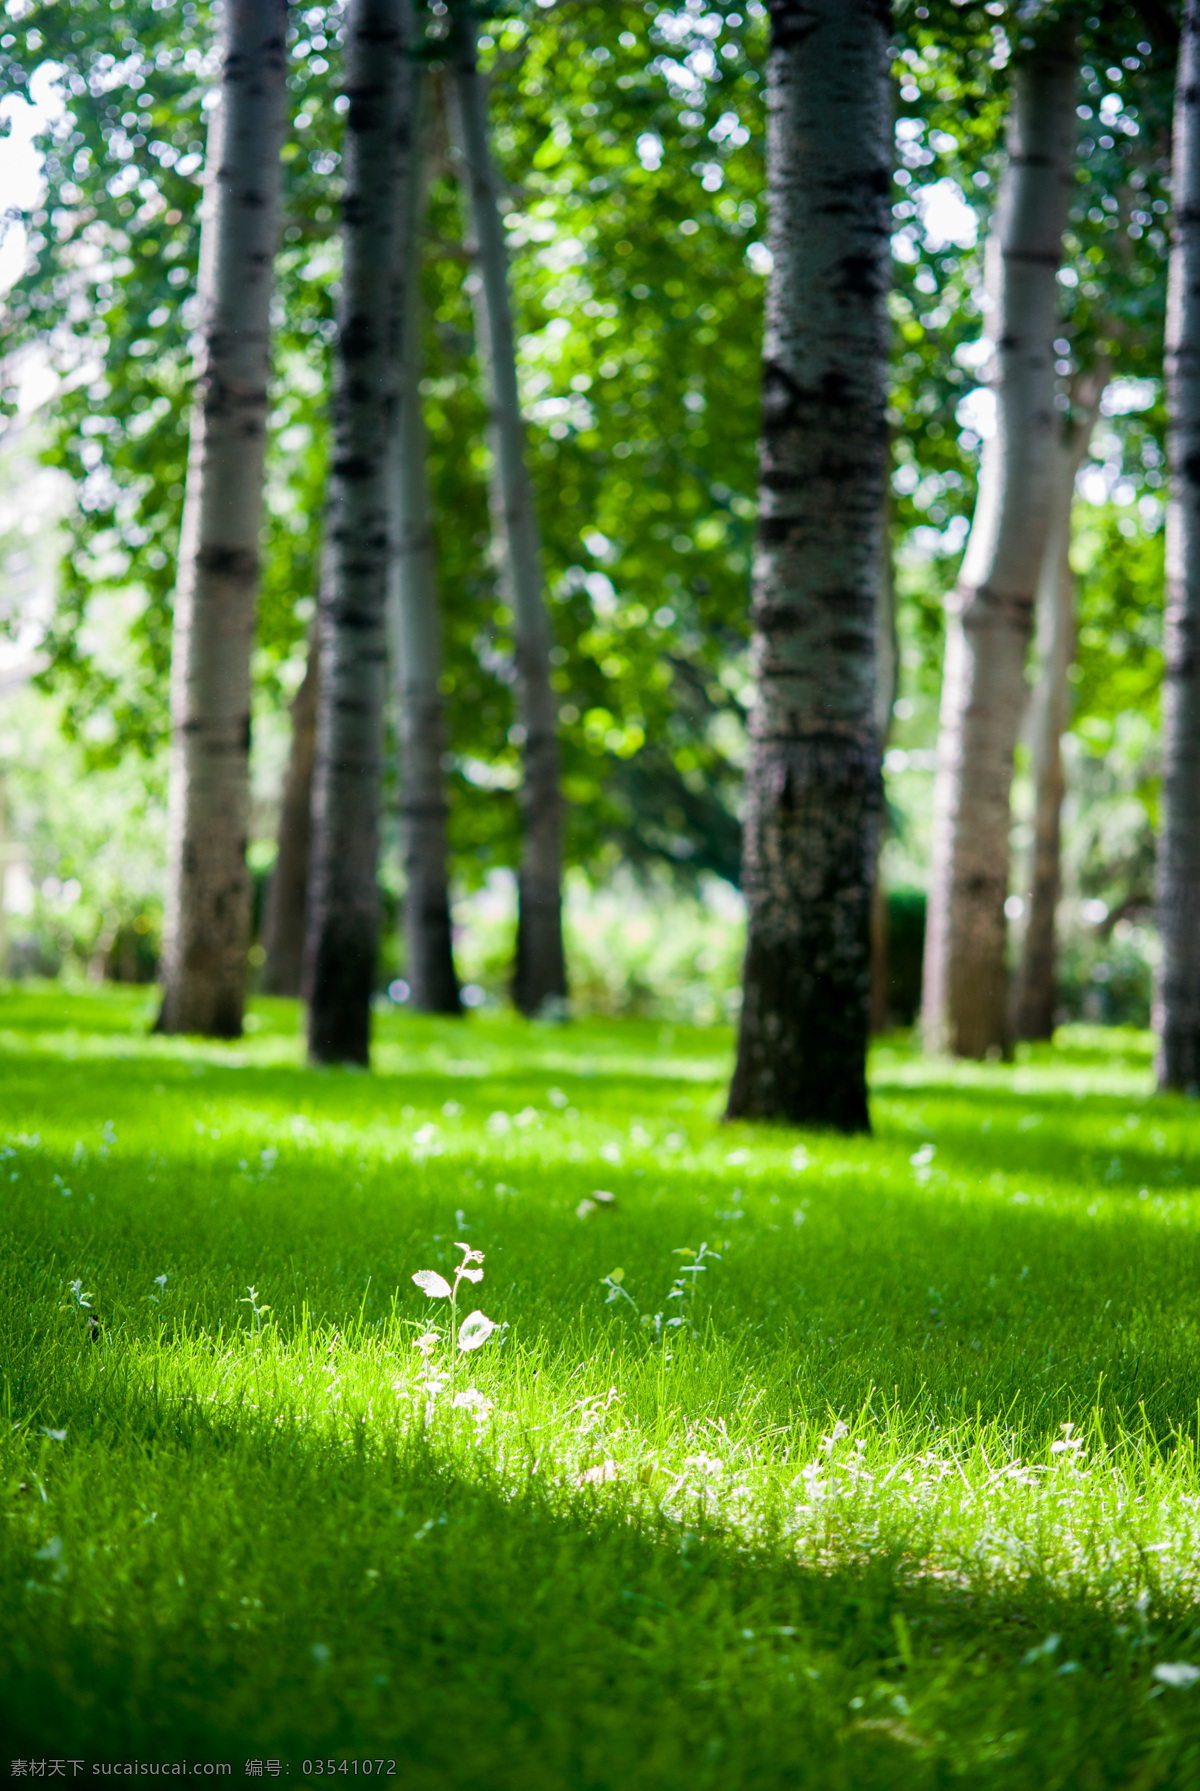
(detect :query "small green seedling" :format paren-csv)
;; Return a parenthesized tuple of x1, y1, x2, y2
(239, 1285, 272, 1334)
(412, 1243, 500, 1401)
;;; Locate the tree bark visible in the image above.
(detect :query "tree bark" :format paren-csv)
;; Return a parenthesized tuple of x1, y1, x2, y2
(389, 68, 461, 1015)
(725, 0, 891, 1134)
(447, 7, 567, 1019)
(1159, 0, 1200, 1092)
(157, 0, 286, 1038)
(921, 28, 1077, 1059)
(1010, 369, 1106, 1041)
(261, 632, 319, 998)
(305, 0, 413, 1066)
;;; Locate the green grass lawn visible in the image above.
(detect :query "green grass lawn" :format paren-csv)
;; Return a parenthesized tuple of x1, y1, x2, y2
(3, 982, 1200, 1787)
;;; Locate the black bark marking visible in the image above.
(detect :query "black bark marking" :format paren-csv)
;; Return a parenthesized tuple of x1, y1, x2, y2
(835, 251, 889, 299)
(760, 359, 804, 433)
(768, 0, 821, 52)
(196, 545, 258, 582)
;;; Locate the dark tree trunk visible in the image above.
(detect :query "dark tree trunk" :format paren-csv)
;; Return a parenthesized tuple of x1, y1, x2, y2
(305, 0, 413, 1065)
(1159, 0, 1200, 1091)
(390, 68, 461, 1015)
(725, 0, 892, 1134)
(157, 0, 286, 1038)
(448, 5, 567, 1019)
(921, 27, 1077, 1058)
(261, 632, 319, 997)
(1010, 369, 1106, 1040)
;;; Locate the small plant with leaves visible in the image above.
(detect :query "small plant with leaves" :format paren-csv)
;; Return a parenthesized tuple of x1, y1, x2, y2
(411, 1243, 500, 1406)
(65, 1278, 93, 1312)
(602, 1244, 720, 1340)
(239, 1285, 272, 1335)
(600, 1266, 637, 1310)
(667, 1242, 720, 1333)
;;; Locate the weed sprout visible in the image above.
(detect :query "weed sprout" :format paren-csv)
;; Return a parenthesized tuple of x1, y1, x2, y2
(240, 1285, 272, 1334)
(600, 1267, 636, 1308)
(668, 1242, 720, 1330)
(601, 1244, 721, 1341)
(411, 1242, 500, 1407)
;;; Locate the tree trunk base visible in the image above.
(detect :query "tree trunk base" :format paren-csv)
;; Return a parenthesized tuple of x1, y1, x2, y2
(728, 744, 876, 1135)
(727, 939, 871, 1133)
(307, 919, 376, 1066)
(514, 871, 567, 1019)
(155, 990, 245, 1040)
(407, 884, 462, 1015)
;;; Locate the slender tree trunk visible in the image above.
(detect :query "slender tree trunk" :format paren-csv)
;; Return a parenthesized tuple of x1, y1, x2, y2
(725, 0, 891, 1134)
(389, 70, 461, 1015)
(1010, 369, 1106, 1040)
(921, 28, 1077, 1059)
(157, 0, 286, 1038)
(261, 632, 319, 997)
(870, 491, 898, 1035)
(1159, 0, 1200, 1092)
(447, 7, 567, 1019)
(305, 0, 413, 1066)
(0, 770, 9, 978)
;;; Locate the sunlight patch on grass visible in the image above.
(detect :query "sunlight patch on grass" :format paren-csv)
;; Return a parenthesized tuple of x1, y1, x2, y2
(3, 987, 1200, 1774)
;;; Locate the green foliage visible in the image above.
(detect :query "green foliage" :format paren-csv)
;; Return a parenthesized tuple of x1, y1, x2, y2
(0, 689, 166, 972)
(0, 0, 340, 758)
(417, 2, 770, 880)
(394, 870, 748, 1020)
(3, 991, 1200, 1772)
(1065, 506, 1163, 933)
(0, 0, 1180, 928)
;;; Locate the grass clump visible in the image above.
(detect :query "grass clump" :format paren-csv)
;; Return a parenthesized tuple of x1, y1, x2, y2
(2, 984, 1200, 1785)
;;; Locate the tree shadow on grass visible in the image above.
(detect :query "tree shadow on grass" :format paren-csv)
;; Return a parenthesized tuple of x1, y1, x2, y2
(5, 1064, 1200, 1442)
(2, 1400, 1198, 1787)
(0, 1046, 723, 1133)
(7, 1034, 1199, 1200)
(871, 1077, 1200, 1195)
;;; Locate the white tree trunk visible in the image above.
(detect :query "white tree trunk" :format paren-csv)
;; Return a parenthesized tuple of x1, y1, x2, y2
(157, 0, 286, 1038)
(870, 492, 898, 1036)
(262, 630, 319, 998)
(921, 29, 1077, 1058)
(725, 0, 891, 1133)
(305, 0, 414, 1065)
(389, 70, 461, 1015)
(448, 9, 567, 1019)
(1159, 0, 1200, 1091)
(1010, 369, 1106, 1041)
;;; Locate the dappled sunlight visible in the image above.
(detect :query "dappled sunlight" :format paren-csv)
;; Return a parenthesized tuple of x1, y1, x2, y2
(6, 989, 1200, 1764)
(52, 1306, 1200, 1616)
(10, 1380, 1199, 1776)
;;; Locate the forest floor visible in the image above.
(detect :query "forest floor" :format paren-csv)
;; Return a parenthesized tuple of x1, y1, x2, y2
(2, 983, 1200, 1786)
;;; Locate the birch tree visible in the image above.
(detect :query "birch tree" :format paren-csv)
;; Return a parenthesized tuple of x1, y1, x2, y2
(921, 28, 1077, 1059)
(1010, 368, 1107, 1040)
(156, 0, 286, 1037)
(1159, 0, 1200, 1092)
(389, 70, 461, 1015)
(262, 634, 319, 998)
(447, 4, 567, 1019)
(724, 0, 891, 1133)
(305, 0, 412, 1066)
